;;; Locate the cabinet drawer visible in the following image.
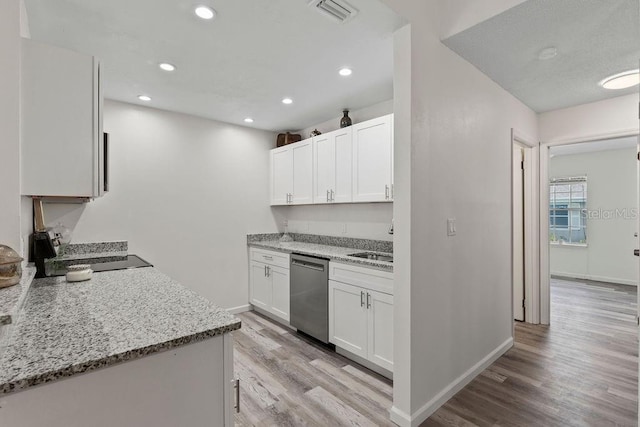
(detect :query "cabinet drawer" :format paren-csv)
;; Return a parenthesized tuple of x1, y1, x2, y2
(329, 262, 393, 295)
(250, 248, 290, 269)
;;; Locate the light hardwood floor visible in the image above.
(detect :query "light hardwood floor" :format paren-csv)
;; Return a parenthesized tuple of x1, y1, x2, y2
(234, 278, 638, 426)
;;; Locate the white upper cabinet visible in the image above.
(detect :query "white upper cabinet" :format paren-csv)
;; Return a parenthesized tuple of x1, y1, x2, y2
(352, 114, 394, 202)
(270, 146, 293, 205)
(312, 127, 352, 204)
(21, 38, 105, 198)
(270, 139, 313, 205)
(269, 113, 393, 206)
(291, 140, 313, 204)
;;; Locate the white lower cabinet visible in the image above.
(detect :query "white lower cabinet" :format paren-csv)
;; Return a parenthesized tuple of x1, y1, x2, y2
(0, 334, 237, 426)
(249, 248, 290, 322)
(328, 262, 394, 373)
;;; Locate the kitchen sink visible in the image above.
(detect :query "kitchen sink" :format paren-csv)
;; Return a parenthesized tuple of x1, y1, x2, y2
(348, 252, 393, 263)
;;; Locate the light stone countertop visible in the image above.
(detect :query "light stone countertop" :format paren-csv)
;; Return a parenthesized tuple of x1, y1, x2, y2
(0, 266, 37, 326)
(249, 240, 394, 272)
(0, 267, 240, 395)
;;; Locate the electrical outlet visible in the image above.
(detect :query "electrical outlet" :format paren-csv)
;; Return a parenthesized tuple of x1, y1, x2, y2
(283, 219, 288, 227)
(447, 218, 456, 236)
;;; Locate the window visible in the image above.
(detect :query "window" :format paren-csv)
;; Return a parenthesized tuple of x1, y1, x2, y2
(549, 177, 587, 244)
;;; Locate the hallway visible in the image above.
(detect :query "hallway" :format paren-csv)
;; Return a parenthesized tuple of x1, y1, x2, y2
(424, 278, 638, 426)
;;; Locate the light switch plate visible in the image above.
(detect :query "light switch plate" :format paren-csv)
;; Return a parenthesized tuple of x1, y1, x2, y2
(447, 218, 456, 236)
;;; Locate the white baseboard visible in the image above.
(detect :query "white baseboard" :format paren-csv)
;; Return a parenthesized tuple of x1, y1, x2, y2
(551, 271, 637, 286)
(391, 337, 513, 427)
(226, 304, 251, 314)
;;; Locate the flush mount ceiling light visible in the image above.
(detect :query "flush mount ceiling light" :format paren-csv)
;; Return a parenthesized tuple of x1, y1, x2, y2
(159, 62, 176, 72)
(537, 47, 558, 60)
(282, 98, 293, 105)
(194, 5, 216, 20)
(338, 67, 352, 76)
(599, 69, 639, 90)
(138, 95, 151, 102)
(244, 118, 254, 123)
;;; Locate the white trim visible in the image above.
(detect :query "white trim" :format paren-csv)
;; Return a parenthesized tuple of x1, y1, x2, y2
(390, 337, 513, 427)
(389, 406, 412, 427)
(512, 128, 540, 324)
(512, 128, 537, 147)
(551, 272, 638, 287)
(539, 129, 640, 325)
(226, 304, 251, 315)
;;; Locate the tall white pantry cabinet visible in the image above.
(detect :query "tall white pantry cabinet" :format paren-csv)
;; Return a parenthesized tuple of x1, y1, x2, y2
(21, 38, 106, 199)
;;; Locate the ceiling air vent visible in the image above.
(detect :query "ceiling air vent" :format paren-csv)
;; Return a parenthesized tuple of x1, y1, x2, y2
(309, 0, 358, 24)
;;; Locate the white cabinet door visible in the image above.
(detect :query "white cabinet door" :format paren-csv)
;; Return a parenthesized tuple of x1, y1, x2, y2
(249, 261, 271, 311)
(334, 128, 353, 203)
(270, 265, 290, 321)
(329, 280, 368, 359)
(312, 133, 335, 204)
(313, 128, 352, 204)
(270, 146, 293, 205)
(291, 139, 313, 205)
(352, 114, 393, 202)
(21, 38, 104, 198)
(367, 290, 394, 372)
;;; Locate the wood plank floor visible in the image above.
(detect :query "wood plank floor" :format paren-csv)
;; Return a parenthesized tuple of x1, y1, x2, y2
(234, 277, 638, 426)
(233, 310, 395, 426)
(424, 278, 638, 427)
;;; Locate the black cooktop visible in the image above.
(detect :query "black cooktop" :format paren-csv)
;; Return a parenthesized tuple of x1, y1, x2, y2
(48, 255, 153, 277)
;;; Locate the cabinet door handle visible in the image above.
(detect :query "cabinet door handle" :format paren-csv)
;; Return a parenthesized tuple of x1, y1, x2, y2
(385, 185, 389, 200)
(366, 292, 371, 309)
(266, 266, 270, 277)
(327, 190, 330, 202)
(331, 189, 335, 202)
(234, 378, 240, 413)
(264, 265, 267, 277)
(263, 255, 273, 260)
(360, 291, 365, 307)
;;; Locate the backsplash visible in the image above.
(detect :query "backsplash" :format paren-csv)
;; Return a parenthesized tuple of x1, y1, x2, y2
(61, 241, 128, 256)
(247, 233, 393, 253)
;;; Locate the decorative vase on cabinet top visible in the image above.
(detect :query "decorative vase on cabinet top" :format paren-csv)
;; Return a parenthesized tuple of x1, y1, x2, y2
(340, 110, 352, 128)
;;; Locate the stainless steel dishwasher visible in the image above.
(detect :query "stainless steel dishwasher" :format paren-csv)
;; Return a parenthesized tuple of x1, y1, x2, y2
(290, 253, 330, 344)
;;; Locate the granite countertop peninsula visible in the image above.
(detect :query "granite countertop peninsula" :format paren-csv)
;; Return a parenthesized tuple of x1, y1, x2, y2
(0, 267, 240, 395)
(0, 266, 37, 326)
(248, 233, 394, 272)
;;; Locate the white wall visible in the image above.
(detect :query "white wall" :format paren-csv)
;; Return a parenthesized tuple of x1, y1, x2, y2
(381, 1, 539, 425)
(0, 0, 22, 254)
(272, 203, 393, 241)
(439, 0, 528, 38)
(44, 100, 279, 310)
(539, 94, 639, 143)
(550, 148, 638, 286)
(296, 99, 393, 138)
(272, 100, 395, 242)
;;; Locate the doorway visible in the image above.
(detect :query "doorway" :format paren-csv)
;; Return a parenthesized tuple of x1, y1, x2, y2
(512, 129, 539, 323)
(539, 132, 640, 324)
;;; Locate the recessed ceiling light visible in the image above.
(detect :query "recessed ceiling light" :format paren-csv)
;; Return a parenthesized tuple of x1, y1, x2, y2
(138, 95, 151, 102)
(282, 98, 293, 105)
(339, 67, 352, 76)
(600, 69, 639, 90)
(159, 62, 176, 72)
(537, 47, 558, 60)
(194, 5, 215, 20)
(244, 118, 254, 123)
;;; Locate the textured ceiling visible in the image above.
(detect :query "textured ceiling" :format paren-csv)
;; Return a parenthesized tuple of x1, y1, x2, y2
(550, 136, 638, 156)
(443, 0, 639, 113)
(24, 0, 404, 132)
